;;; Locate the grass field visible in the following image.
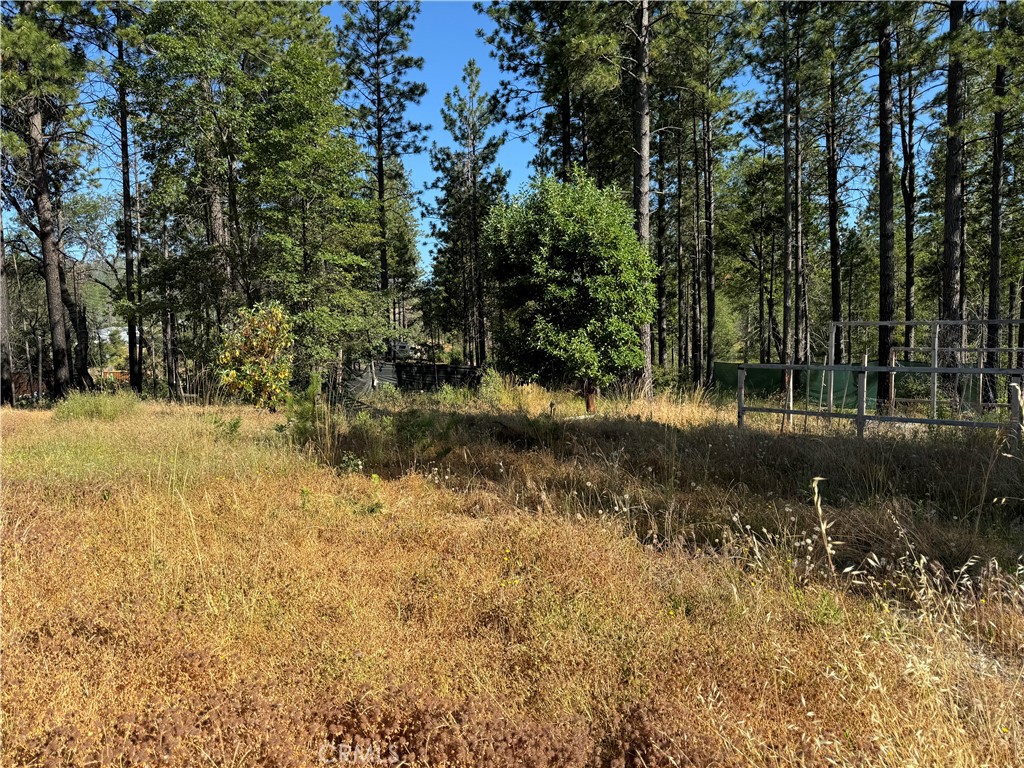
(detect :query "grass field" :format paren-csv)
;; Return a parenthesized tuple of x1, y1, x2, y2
(2, 386, 1023, 766)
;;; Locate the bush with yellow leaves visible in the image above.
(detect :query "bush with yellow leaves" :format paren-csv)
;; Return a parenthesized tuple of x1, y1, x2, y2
(218, 302, 294, 409)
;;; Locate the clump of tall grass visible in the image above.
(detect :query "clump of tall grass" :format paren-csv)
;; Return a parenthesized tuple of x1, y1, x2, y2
(53, 391, 139, 422)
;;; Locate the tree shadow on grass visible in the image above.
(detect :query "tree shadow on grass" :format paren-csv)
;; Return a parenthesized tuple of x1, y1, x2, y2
(327, 407, 1024, 567)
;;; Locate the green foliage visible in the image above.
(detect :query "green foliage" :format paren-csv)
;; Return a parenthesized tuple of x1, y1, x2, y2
(286, 373, 321, 446)
(218, 303, 294, 409)
(137, 1, 378, 373)
(208, 414, 242, 441)
(365, 382, 402, 408)
(425, 59, 507, 357)
(54, 392, 139, 422)
(434, 383, 474, 410)
(484, 171, 655, 388)
(479, 368, 522, 411)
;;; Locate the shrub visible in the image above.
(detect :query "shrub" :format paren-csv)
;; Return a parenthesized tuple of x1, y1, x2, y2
(286, 374, 322, 446)
(484, 170, 655, 392)
(478, 368, 519, 411)
(365, 382, 402, 408)
(53, 391, 139, 422)
(218, 302, 294, 409)
(434, 383, 473, 410)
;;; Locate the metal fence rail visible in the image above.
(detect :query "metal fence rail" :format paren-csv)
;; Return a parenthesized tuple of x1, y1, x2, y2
(736, 363, 1023, 441)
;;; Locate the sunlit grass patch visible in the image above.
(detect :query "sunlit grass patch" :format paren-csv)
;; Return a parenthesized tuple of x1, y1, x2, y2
(52, 390, 140, 422)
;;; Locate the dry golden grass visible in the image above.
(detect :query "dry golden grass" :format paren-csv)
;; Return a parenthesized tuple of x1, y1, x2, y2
(2, 394, 1022, 766)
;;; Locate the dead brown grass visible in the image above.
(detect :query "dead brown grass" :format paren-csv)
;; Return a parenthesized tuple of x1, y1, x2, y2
(1, 396, 1022, 766)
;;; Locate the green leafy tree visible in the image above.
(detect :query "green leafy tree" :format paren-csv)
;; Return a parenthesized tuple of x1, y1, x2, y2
(484, 171, 654, 400)
(218, 302, 293, 409)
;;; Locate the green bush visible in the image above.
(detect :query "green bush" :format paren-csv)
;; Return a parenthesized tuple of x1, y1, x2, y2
(484, 170, 655, 391)
(479, 368, 524, 411)
(286, 374, 322, 446)
(54, 391, 139, 422)
(434, 383, 473, 410)
(218, 302, 294, 409)
(366, 382, 403, 408)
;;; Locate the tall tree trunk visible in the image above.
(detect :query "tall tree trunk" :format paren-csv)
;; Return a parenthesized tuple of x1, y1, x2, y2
(794, 60, 806, 367)
(878, 16, 896, 401)
(375, 50, 389, 298)
(702, 107, 715, 387)
(471, 143, 486, 366)
(941, 0, 965, 362)
(958, 175, 968, 353)
(826, 56, 843, 364)
(757, 242, 767, 363)
(676, 141, 687, 375)
(781, 2, 794, 380)
(768, 231, 783, 362)
(0, 209, 13, 406)
(57, 260, 93, 390)
(205, 154, 228, 309)
(225, 149, 245, 298)
(117, 6, 141, 394)
(27, 106, 70, 399)
(631, 0, 653, 398)
(896, 30, 917, 362)
(690, 110, 703, 386)
(656, 133, 667, 368)
(985, 2, 1006, 402)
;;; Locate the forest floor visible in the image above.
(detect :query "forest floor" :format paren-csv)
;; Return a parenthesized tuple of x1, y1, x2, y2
(2, 386, 1023, 767)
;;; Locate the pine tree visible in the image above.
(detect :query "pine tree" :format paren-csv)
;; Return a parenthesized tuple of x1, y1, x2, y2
(1, 2, 96, 398)
(427, 60, 507, 367)
(338, 0, 427, 303)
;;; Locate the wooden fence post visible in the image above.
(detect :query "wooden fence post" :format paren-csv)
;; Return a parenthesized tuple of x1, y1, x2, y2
(737, 367, 745, 429)
(856, 370, 867, 438)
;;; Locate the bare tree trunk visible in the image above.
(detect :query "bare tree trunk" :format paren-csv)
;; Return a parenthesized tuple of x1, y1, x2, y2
(896, 28, 917, 362)
(656, 133, 667, 368)
(471, 137, 486, 366)
(794, 65, 806, 367)
(117, 6, 141, 394)
(0, 209, 13, 406)
(826, 56, 843, 364)
(27, 106, 70, 399)
(376, 59, 389, 298)
(985, 2, 1007, 402)
(676, 141, 687, 376)
(781, 2, 794, 382)
(878, 15, 896, 402)
(941, 0, 965, 362)
(690, 110, 703, 386)
(631, 0, 653, 398)
(702, 107, 716, 387)
(58, 260, 93, 390)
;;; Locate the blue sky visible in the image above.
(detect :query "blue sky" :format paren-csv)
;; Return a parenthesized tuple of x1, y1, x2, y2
(323, 1, 536, 270)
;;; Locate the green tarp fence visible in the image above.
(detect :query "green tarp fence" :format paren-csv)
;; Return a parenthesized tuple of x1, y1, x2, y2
(712, 362, 784, 396)
(714, 361, 942, 409)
